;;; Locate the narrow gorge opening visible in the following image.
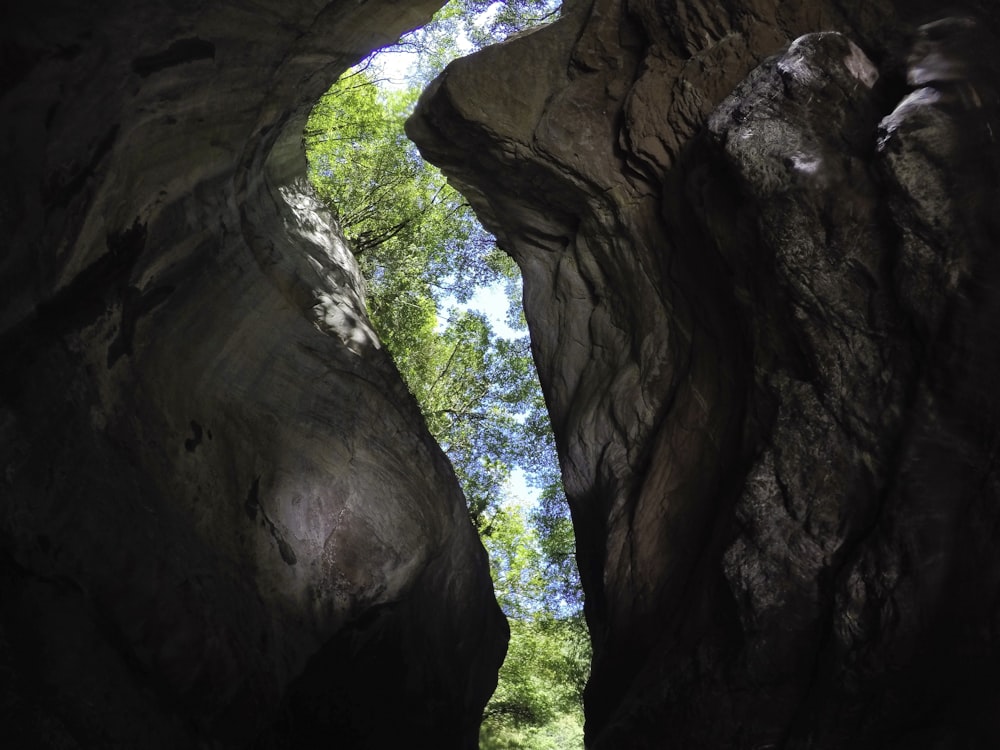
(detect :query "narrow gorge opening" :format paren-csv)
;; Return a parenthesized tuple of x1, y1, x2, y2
(303, 2, 589, 747)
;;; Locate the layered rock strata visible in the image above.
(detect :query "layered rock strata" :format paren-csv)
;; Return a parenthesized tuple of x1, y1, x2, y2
(409, 0, 1000, 746)
(1, 1, 506, 747)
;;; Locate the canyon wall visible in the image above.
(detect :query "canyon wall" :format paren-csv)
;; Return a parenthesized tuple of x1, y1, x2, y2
(409, 0, 1000, 746)
(1, 1, 507, 747)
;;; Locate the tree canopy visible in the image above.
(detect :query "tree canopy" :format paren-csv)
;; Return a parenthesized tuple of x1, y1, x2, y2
(306, 66, 532, 527)
(394, 0, 561, 85)
(304, 2, 586, 746)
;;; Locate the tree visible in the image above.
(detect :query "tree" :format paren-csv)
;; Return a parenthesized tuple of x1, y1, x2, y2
(478, 502, 588, 749)
(393, 0, 562, 87)
(304, 4, 590, 745)
(306, 67, 529, 528)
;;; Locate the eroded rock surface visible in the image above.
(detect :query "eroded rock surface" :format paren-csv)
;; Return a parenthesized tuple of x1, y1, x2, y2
(410, 0, 1000, 746)
(1, 1, 506, 747)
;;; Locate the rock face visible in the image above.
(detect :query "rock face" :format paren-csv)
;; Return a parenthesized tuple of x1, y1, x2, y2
(1, 1, 506, 747)
(409, 0, 1000, 747)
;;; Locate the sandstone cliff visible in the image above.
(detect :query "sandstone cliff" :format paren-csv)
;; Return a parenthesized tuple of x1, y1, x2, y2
(1, 1, 505, 747)
(409, 0, 1000, 746)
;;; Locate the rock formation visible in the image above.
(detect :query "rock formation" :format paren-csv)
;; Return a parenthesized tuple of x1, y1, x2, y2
(409, 0, 1000, 747)
(5, 0, 1000, 746)
(1, 1, 506, 747)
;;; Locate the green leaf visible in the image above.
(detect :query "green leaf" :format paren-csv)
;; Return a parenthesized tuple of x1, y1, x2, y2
(304, 6, 589, 743)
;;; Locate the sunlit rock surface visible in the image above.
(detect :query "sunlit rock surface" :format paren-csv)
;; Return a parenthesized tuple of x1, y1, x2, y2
(410, 0, 1000, 746)
(0, 1, 506, 747)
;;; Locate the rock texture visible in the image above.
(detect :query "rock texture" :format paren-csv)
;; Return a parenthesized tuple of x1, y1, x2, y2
(1, 1, 506, 748)
(409, 0, 1000, 746)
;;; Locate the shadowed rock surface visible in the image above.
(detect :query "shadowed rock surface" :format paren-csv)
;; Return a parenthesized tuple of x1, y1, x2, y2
(409, 0, 1000, 747)
(1, 1, 506, 747)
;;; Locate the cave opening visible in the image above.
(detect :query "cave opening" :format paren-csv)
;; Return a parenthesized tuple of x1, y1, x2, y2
(303, 1, 589, 746)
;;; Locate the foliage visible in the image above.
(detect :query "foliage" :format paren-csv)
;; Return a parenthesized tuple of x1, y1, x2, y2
(306, 67, 527, 526)
(304, 3, 590, 746)
(392, 0, 562, 87)
(480, 503, 589, 748)
(480, 615, 588, 749)
(304, 70, 508, 298)
(531, 485, 581, 616)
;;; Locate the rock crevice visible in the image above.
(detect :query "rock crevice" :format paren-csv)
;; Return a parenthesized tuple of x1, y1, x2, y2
(409, 1, 1000, 746)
